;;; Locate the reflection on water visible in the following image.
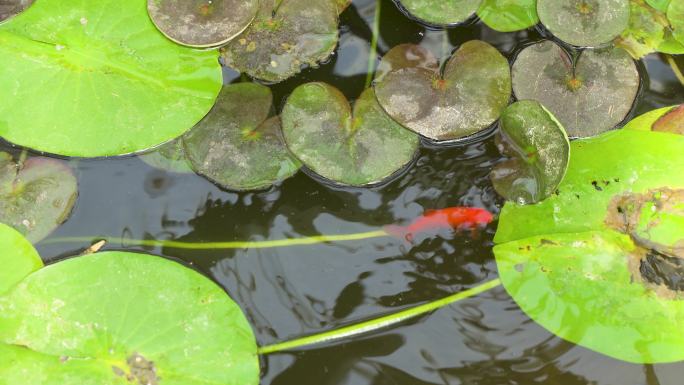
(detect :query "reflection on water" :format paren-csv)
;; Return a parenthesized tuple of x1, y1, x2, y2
(9, 0, 684, 383)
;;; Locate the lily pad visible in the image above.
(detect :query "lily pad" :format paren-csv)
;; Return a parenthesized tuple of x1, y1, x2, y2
(477, 0, 539, 32)
(647, 0, 671, 13)
(375, 40, 511, 141)
(147, 0, 259, 47)
(512, 40, 640, 138)
(184, 83, 301, 191)
(374, 44, 439, 82)
(0, 0, 32, 21)
(669, 0, 684, 45)
(616, 0, 668, 58)
(491, 101, 570, 205)
(281, 83, 419, 186)
(537, 0, 631, 47)
(397, 0, 481, 26)
(221, 0, 339, 83)
(652, 104, 684, 134)
(494, 128, 684, 363)
(0, 153, 77, 243)
(0, 223, 42, 295)
(139, 138, 194, 174)
(622, 105, 674, 131)
(0, 251, 259, 384)
(0, 0, 222, 157)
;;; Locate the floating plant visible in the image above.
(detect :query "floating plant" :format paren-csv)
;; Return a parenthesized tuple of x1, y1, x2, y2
(0, 0, 222, 157)
(373, 44, 439, 82)
(374, 40, 511, 142)
(623, 104, 684, 134)
(490, 101, 570, 205)
(0, 153, 77, 243)
(0, 223, 42, 294)
(476, 0, 539, 32)
(494, 128, 684, 363)
(670, 0, 684, 45)
(647, 0, 671, 12)
(147, 0, 259, 47)
(396, 0, 480, 26)
(221, 0, 339, 83)
(184, 83, 301, 191)
(512, 40, 639, 138)
(281, 83, 419, 186)
(139, 138, 195, 174)
(0, 0, 32, 21)
(537, 0, 631, 47)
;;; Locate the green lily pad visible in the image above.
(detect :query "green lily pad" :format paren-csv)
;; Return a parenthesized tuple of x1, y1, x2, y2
(669, 0, 684, 45)
(281, 84, 419, 186)
(647, 0, 671, 13)
(622, 105, 675, 131)
(494, 128, 684, 363)
(221, 0, 339, 83)
(147, 0, 259, 47)
(0, 0, 32, 21)
(616, 0, 669, 58)
(0, 0, 222, 157)
(0, 153, 77, 243)
(374, 40, 511, 141)
(0, 223, 42, 295)
(491, 101, 570, 205)
(397, 0, 481, 26)
(139, 138, 194, 174)
(0, 251, 259, 384)
(512, 40, 640, 138)
(374, 44, 439, 82)
(184, 83, 301, 191)
(537, 0, 631, 47)
(652, 104, 684, 134)
(477, 0, 539, 32)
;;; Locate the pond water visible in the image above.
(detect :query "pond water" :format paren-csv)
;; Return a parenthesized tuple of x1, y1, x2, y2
(5, 0, 684, 383)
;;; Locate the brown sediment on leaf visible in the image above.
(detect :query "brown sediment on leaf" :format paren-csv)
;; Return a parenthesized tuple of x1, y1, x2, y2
(112, 353, 159, 385)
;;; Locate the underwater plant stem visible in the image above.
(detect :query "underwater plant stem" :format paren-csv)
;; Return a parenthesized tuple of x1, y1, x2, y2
(667, 55, 684, 87)
(257, 278, 502, 355)
(364, 0, 382, 89)
(41, 230, 390, 250)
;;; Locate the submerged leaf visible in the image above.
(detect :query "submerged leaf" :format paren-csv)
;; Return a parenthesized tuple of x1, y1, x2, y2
(139, 138, 194, 174)
(512, 40, 639, 138)
(397, 0, 481, 26)
(0, 154, 77, 243)
(282, 84, 419, 186)
(491, 101, 570, 205)
(184, 83, 301, 191)
(0, 251, 259, 384)
(0, 0, 32, 21)
(0, 223, 42, 295)
(477, 0, 539, 32)
(375, 40, 511, 141)
(0, 0, 222, 157)
(537, 0, 631, 47)
(147, 0, 258, 47)
(221, 0, 339, 83)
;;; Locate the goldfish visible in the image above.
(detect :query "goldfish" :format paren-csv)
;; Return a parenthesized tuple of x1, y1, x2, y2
(384, 207, 494, 242)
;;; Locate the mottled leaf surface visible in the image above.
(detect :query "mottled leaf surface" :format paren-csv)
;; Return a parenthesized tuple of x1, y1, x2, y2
(139, 138, 194, 174)
(397, 0, 481, 26)
(491, 101, 570, 205)
(0, 0, 32, 21)
(477, 0, 539, 32)
(375, 40, 511, 141)
(282, 84, 419, 186)
(616, 0, 668, 58)
(512, 40, 639, 138)
(669, 0, 684, 45)
(0, 223, 41, 295)
(374, 44, 438, 82)
(0, 252, 259, 385)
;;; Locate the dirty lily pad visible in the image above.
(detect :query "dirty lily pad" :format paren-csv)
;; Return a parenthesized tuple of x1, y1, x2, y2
(494, 128, 684, 363)
(0, 223, 42, 295)
(221, 0, 339, 83)
(512, 40, 639, 138)
(374, 44, 439, 82)
(0, 153, 77, 243)
(0, 0, 222, 157)
(491, 101, 570, 205)
(139, 138, 194, 174)
(147, 0, 259, 47)
(375, 40, 511, 142)
(0, 251, 259, 384)
(184, 83, 301, 191)
(0, 0, 32, 22)
(281, 83, 419, 186)
(397, 0, 481, 26)
(616, 0, 669, 58)
(537, 0, 631, 47)
(477, 0, 539, 32)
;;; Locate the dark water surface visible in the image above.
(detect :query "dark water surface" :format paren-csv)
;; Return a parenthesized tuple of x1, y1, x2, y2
(8, 0, 684, 383)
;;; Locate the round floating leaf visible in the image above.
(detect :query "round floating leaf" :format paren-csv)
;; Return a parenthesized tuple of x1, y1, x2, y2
(139, 138, 194, 174)
(537, 0, 631, 47)
(512, 40, 639, 138)
(282, 83, 419, 186)
(221, 0, 339, 83)
(375, 40, 511, 141)
(0, 251, 259, 385)
(147, 0, 258, 47)
(477, 0, 539, 32)
(374, 44, 439, 82)
(0, 223, 42, 295)
(0, 0, 222, 157)
(184, 83, 301, 191)
(0, 154, 77, 243)
(397, 0, 481, 26)
(0, 0, 32, 21)
(491, 101, 570, 205)
(669, 0, 684, 45)
(494, 128, 684, 363)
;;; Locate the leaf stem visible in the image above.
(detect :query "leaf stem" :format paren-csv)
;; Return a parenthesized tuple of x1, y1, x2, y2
(364, 0, 382, 89)
(257, 278, 502, 355)
(667, 55, 684, 87)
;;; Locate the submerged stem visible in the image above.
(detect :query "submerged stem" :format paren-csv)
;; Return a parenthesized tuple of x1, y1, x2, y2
(667, 55, 684, 87)
(257, 278, 502, 355)
(364, 0, 382, 89)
